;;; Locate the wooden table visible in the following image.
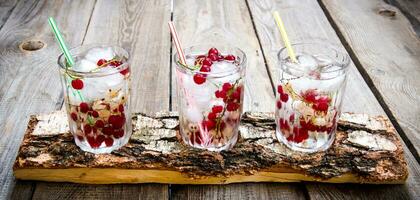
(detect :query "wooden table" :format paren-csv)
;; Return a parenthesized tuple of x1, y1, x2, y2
(1, 0, 419, 199)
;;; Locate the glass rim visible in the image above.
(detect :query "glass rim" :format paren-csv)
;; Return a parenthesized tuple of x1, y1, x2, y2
(57, 44, 130, 77)
(174, 45, 247, 78)
(277, 42, 351, 74)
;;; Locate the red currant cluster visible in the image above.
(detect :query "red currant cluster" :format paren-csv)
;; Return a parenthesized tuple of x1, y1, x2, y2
(277, 85, 337, 143)
(97, 58, 129, 75)
(69, 58, 129, 91)
(70, 100, 126, 149)
(192, 47, 236, 85)
(276, 85, 289, 109)
(301, 89, 331, 112)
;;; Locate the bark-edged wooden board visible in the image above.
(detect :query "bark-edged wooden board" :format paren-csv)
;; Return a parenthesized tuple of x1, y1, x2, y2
(13, 111, 408, 184)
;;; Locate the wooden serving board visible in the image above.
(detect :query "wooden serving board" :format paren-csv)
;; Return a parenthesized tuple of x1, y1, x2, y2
(13, 111, 408, 184)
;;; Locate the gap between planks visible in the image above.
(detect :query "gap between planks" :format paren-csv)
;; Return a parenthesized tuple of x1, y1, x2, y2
(317, 0, 420, 164)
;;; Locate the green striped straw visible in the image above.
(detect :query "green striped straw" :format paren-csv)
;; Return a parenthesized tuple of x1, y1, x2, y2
(48, 17, 84, 102)
(48, 17, 75, 67)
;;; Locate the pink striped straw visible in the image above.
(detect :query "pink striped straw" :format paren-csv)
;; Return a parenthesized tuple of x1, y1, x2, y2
(168, 22, 187, 65)
(168, 22, 212, 144)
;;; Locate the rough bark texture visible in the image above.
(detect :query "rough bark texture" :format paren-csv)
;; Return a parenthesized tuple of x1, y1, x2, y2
(13, 111, 407, 184)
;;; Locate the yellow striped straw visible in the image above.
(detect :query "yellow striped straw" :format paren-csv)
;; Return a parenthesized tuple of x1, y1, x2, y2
(273, 11, 297, 63)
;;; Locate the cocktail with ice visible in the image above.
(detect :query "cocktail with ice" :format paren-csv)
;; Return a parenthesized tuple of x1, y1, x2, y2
(276, 43, 349, 152)
(175, 46, 246, 151)
(58, 45, 131, 154)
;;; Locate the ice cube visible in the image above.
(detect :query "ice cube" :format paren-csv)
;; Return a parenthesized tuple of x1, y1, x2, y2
(297, 54, 319, 72)
(211, 62, 240, 84)
(182, 75, 214, 110)
(73, 59, 97, 72)
(85, 47, 115, 63)
(80, 68, 125, 101)
(186, 107, 203, 123)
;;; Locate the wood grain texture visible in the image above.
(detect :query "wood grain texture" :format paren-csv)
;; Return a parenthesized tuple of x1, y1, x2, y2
(30, 0, 172, 199)
(386, 0, 420, 36)
(171, 183, 306, 200)
(31, 183, 168, 200)
(171, 0, 287, 198)
(14, 111, 408, 184)
(320, 0, 420, 159)
(0, 0, 96, 199)
(0, 0, 18, 30)
(246, 0, 420, 199)
(10, 181, 34, 200)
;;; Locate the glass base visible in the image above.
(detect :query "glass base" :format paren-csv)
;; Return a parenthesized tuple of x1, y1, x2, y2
(181, 131, 239, 152)
(74, 136, 130, 154)
(276, 130, 335, 153)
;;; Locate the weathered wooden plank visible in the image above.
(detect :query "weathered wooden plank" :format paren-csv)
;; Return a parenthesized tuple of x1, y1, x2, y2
(0, 0, 96, 199)
(0, 0, 18, 30)
(386, 0, 420, 36)
(31, 183, 168, 200)
(171, 0, 290, 198)
(29, 0, 172, 199)
(246, 0, 420, 199)
(10, 181, 34, 200)
(171, 183, 306, 200)
(320, 0, 420, 159)
(14, 111, 408, 184)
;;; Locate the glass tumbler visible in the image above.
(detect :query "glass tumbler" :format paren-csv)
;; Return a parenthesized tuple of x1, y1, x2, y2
(275, 42, 350, 153)
(175, 45, 247, 151)
(58, 44, 131, 154)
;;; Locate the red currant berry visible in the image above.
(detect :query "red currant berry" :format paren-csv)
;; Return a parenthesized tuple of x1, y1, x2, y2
(113, 129, 124, 138)
(79, 102, 89, 113)
(225, 54, 235, 61)
(109, 115, 125, 129)
(97, 59, 107, 66)
(105, 137, 114, 147)
(83, 124, 92, 134)
(102, 126, 114, 136)
(212, 105, 223, 113)
(87, 136, 97, 148)
(118, 104, 124, 112)
(203, 58, 213, 66)
(202, 120, 215, 130)
(200, 65, 211, 73)
(193, 74, 206, 85)
(276, 100, 282, 109)
(289, 114, 295, 122)
(70, 112, 78, 121)
(232, 90, 241, 101)
(222, 83, 232, 91)
(208, 112, 217, 121)
(280, 93, 289, 102)
(216, 90, 227, 99)
(71, 79, 84, 90)
(277, 85, 283, 94)
(96, 135, 105, 145)
(226, 102, 239, 111)
(91, 110, 99, 118)
(120, 68, 130, 75)
(208, 53, 218, 61)
(302, 89, 317, 103)
(95, 120, 104, 128)
(218, 55, 224, 61)
(208, 47, 219, 55)
(77, 135, 84, 141)
(219, 121, 226, 131)
(313, 102, 329, 112)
